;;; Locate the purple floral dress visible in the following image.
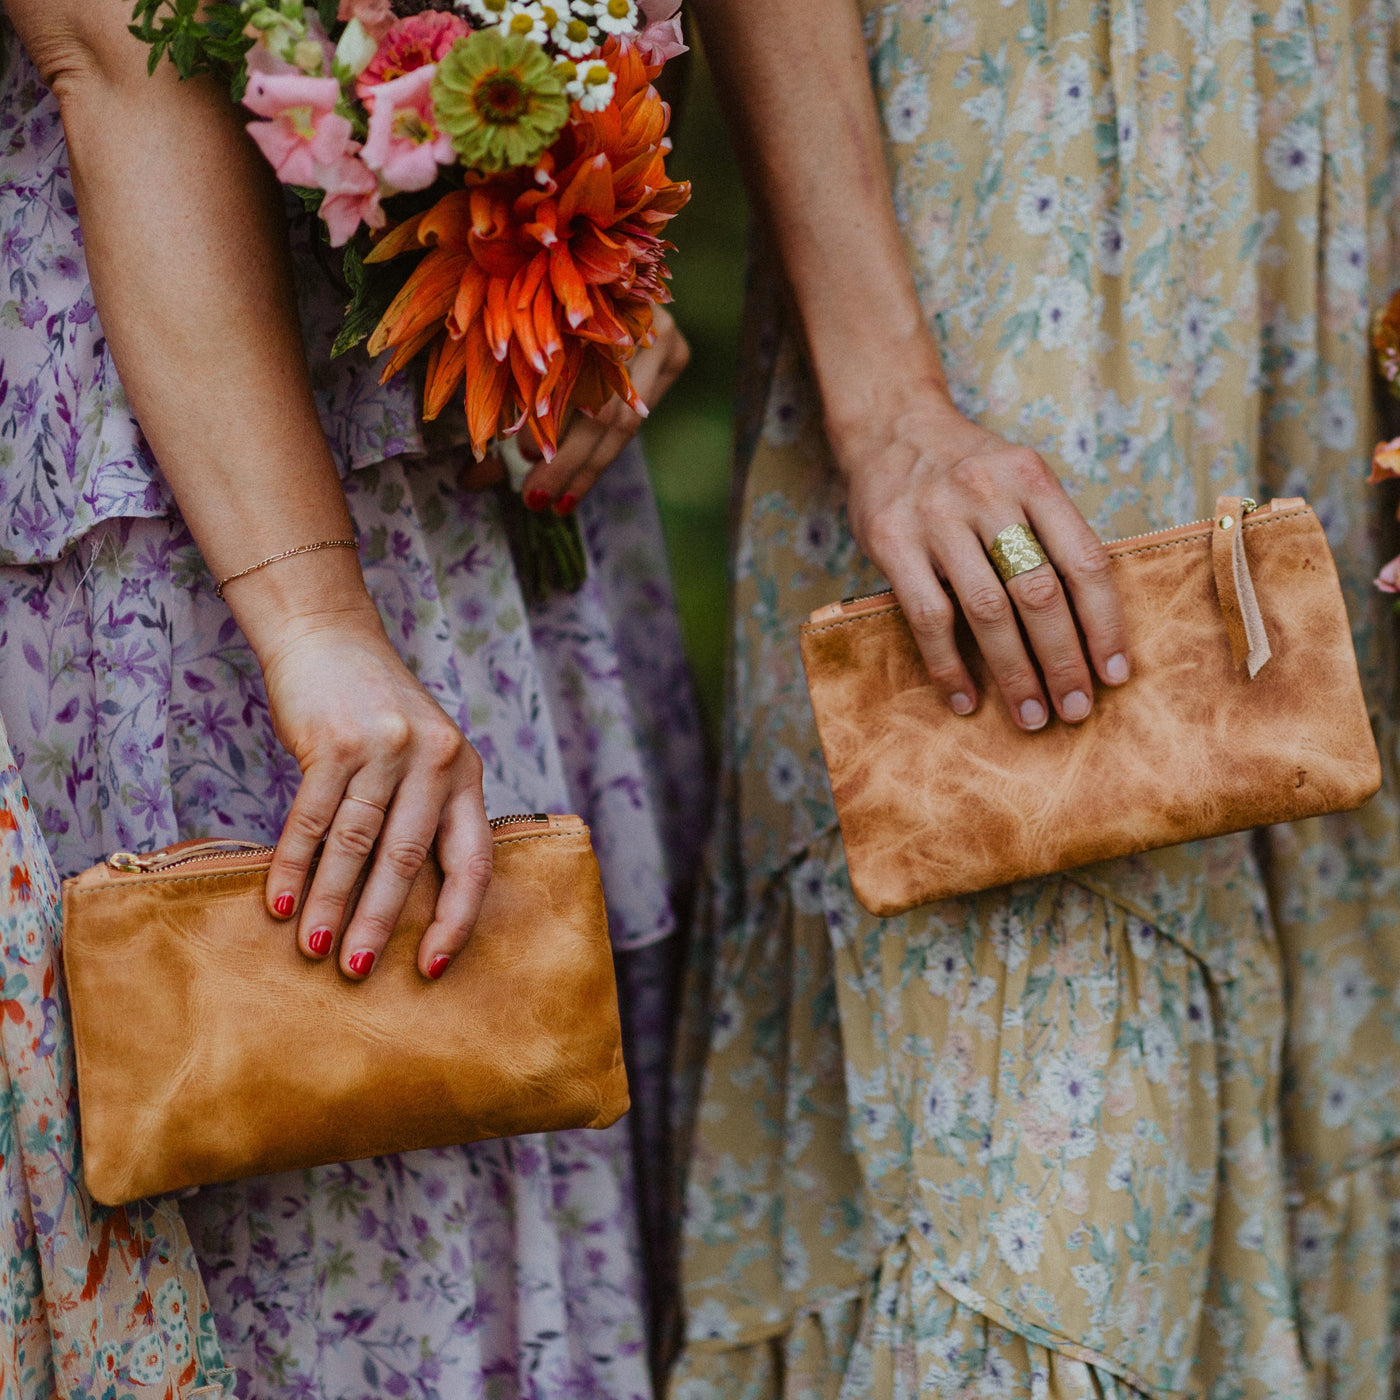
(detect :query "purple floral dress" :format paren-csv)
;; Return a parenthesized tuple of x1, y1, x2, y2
(0, 27, 705, 1400)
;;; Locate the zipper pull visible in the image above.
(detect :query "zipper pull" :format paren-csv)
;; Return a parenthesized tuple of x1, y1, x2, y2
(1212, 494, 1271, 678)
(106, 839, 272, 873)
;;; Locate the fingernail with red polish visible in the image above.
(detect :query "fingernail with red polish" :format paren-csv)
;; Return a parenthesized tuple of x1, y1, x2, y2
(553, 493, 579, 516)
(524, 489, 550, 512)
(273, 893, 295, 918)
(427, 954, 450, 980)
(307, 927, 333, 957)
(347, 950, 375, 977)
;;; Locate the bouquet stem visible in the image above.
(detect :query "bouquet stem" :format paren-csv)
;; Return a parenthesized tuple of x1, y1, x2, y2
(496, 485, 587, 603)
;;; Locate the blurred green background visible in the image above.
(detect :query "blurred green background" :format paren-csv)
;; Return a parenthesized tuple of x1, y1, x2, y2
(641, 46, 747, 743)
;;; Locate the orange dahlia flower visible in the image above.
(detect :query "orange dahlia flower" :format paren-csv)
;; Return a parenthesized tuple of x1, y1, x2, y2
(364, 39, 689, 459)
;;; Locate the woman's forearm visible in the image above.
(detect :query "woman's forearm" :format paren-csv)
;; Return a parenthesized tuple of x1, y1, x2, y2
(691, 0, 948, 425)
(9, 2, 374, 658)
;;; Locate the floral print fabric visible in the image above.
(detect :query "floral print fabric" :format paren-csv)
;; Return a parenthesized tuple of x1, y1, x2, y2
(672, 1, 1400, 1396)
(0, 22, 706, 1400)
(0, 721, 234, 1399)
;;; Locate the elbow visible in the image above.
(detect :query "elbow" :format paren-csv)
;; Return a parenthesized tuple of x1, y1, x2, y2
(23, 32, 106, 106)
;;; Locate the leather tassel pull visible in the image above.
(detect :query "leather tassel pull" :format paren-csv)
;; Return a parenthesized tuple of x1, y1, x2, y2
(1211, 495, 1272, 678)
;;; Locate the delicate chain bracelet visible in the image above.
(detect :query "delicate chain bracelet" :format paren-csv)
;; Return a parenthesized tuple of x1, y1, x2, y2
(214, 538, 358, 600)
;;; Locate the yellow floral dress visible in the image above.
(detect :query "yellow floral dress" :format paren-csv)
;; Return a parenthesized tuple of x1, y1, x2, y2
(670, 3, 1400, 1396)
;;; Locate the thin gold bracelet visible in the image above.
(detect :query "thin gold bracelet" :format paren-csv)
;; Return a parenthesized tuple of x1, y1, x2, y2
(214, 538, 358, 600)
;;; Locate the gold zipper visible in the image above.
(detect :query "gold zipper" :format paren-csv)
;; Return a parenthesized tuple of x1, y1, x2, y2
(489, 813, 549, 830)
(838, 500, 1260, 609)
(106, 814, 564, 872)
(107, 839, 273, 873)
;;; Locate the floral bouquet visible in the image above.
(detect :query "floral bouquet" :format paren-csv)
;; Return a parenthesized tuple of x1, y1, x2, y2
(131, 0, 689, 594)
(1369, 291, 1400, 600)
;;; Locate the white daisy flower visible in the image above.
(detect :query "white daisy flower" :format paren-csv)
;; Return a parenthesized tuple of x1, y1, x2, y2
(460, 0, 511, 22)
(498, 2, 550, 44)
(1264, 117, 1322, 192)
(570, 58, 617, 111)
(552, 11, 598, 57)
(594, 0, 640, 36)
(991, 1204, 1045, 1276)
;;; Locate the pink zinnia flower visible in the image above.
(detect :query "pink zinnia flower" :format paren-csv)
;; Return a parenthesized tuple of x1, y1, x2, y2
(360, 64, 455, 193)
(357, 13, 470, 95)
(634, 0, 686, 65)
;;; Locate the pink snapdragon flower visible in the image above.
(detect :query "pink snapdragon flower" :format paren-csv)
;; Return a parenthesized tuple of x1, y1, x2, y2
(243, 72, 383, 246)
(360, 65, 455, 193)
(356, 13, 470, 94)
(634, 0, 687, 65)
(243, 73, 353, 186)
(318, 155, 385, 246)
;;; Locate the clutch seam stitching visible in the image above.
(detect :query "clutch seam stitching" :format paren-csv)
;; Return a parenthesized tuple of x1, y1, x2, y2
(799, 510, 1311, 637)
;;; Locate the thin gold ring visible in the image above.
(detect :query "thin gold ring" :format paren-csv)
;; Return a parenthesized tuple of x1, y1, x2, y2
(988, 523, 1050, 583)
(342, 794, 388, 815)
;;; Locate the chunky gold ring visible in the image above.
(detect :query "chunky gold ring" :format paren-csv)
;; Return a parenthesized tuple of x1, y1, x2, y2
(988, 523, 1050, 583)
(342, 794, 388, 815)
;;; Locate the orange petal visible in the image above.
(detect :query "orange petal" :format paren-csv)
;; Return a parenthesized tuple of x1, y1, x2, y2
(447, 261, 490, 341)
(484, 277, 512, 362)
(558, 153, 616, 228)
(549, 244, 593, 328)
(366, 252, 471, 357)
(464, 320, 510, 458)
(1370, 438, 1400, 483)
(364, 210, 429, 264)
(423, 330, 469, 421)
(376, 319, 439, 385)
(532, 278, 562, 362)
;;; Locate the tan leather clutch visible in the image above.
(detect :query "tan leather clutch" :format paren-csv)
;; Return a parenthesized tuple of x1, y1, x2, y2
(62, 814, 629, 1206)
(800, 497, 1383, 918)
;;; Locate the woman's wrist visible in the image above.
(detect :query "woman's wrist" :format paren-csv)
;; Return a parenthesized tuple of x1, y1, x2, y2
(219, 546, 384, 669)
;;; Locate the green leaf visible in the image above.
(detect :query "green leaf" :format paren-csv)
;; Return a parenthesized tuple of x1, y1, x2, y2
(329, 241, 413, 360)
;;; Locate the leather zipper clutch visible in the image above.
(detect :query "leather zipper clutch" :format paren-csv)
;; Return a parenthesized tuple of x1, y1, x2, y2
(800, 497, 1383, 918)
(62, 814, 628, 1206)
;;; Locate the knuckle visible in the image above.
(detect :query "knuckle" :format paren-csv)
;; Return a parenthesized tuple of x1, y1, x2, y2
(285, 805, 329, 847)
(962, 584, 1014, 629)
(351, 911, 394, 945)
(1007, 448, 1053, 490)
(998, 666, 1042, 698)
(904, 593, 952, 636)
(378, 713, 413, 758)
(463, 848, 495, 891)
(330, 820, 379, 862)
(1068, 541, 1113, 584)
(380, 837, 432, 882)
(1012, 569, 1061, 613)
(423, 725, 465, 772)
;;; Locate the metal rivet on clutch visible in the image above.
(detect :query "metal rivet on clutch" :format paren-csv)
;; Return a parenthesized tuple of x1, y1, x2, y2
(1219, 515, 1235, 530)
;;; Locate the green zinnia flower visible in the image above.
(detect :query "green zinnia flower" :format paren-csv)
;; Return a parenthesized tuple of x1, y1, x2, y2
(432, 29, 570, 173)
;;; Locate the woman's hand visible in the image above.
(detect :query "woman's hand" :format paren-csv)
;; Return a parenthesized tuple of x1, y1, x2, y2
(517, 306, 690, 513)
(831, 379, 1131, 729)
(257, 608, 493, 981)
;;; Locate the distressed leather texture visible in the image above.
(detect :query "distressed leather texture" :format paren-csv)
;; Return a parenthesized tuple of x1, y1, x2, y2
(62, 818, 629, 1206)
(800, 503, 1382, 918)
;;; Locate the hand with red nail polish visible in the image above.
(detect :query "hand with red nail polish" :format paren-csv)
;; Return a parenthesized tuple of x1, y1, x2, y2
(347, 950, 375, 977)
(307, 927, 333, 957)
(427, 954, 450, 980)
(517, 307, 690, 517)
(273, 893, 295, 918)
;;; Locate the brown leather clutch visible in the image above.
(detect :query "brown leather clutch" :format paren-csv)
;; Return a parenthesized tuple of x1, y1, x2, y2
(800, 496, 1383, 918)
(62, 814, 629, 1206)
